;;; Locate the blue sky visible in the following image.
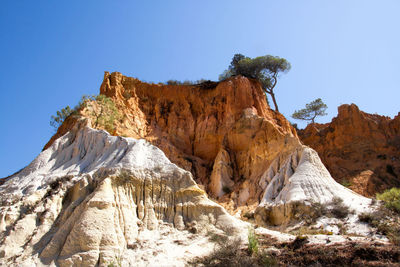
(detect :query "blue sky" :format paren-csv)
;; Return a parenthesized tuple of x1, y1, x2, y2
(1, 1, 399, 177)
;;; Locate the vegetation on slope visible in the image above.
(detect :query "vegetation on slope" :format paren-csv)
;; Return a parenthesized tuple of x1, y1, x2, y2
(219, 53, 291, 111)
(50, 94, 121, 134)
(377, 187, 400, 213)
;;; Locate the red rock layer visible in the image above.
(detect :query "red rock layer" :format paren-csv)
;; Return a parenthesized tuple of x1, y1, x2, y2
(299, 104, 400, 196)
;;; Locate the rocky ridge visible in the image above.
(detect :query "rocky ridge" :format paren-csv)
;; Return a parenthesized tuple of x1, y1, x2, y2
(300, 104, 400, 196)
(0, 73, 390, 266)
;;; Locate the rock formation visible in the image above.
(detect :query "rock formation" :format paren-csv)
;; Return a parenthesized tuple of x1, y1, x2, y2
(45, 72, 300, 207)
(300, 104, 400, 196)
(256, 146, 371, 225)
(0, 74, 387, 266)
(0, 120, 242, 266)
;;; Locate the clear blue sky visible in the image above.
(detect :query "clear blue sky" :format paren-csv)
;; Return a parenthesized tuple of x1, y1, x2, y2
(1, 1, 399, 177)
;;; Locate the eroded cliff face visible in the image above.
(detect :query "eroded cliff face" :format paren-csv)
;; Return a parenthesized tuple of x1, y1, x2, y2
(255, 146, 371, 225)
(1, 73, 388, 265)
(47, 72, 300, 207)
(300, 104, 400, 197)
(0, 120, 243, 266)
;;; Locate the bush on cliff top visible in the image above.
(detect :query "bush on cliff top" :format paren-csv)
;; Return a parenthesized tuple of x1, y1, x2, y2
(80, 95, 121, 134)
(165, 79, 216, 87)
(50, 106, 75, 130)
(377, 187, 400, 213)
(219, 53, 291, 112)
(50, 94, 121, 134)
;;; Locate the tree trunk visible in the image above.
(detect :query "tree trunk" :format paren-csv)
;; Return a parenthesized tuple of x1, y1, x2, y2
(270, 92, 279, 112)
(267, 75, 279, 112)
(311, 113, 317, 124)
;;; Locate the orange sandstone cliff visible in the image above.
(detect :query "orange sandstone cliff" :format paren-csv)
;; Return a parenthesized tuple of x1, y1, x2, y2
(2, 73, 399, 266)
(299, 104, 400, 197)
(45, 72, 300, 208)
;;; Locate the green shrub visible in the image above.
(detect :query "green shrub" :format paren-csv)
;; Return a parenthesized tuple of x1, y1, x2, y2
(50, 94, 121, 134)
(189, 238, 246, 267)
(182, 80, 193, 85)
(289, 200, 325, 225)
(166, 80, 180, 85)
(377, 187, 400, 213)
(340, 180, 352, 188)
(189, 233, 277, 267)
(258, 254, 278, 267)
(50, 106, 75, 130)
(166, 79, 191, 85)
(76, 94, 96, 109)
(329, 197, 351, 219)
(207, 231, 229, 244)
(358, 205, 400, 245)
(290, 198, 352, 226)
(80, 95, 121, 133)
(92, 95, 121, 133)
(165, 79, 210, 86)
(248, 228, 259, 255)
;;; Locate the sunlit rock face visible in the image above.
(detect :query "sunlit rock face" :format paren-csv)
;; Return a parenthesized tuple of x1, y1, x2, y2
(45, 73, 300, 208)
(300, 104, 400, 197)
(2, 72, 385, 266)
(255, 146, 372, 225)
(0, 120, 242, 266)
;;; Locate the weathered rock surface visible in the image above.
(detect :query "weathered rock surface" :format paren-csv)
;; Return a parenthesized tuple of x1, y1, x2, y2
(300, 104, 400, 196)
(46, 73, 300, 207)
(0, 120, 243, 266)
(255, 146, 372, 225)
(3, 72, 388, 266)
(42, 74, 374, 227)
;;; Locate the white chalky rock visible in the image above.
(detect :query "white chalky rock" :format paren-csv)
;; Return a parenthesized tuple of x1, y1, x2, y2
(0, 120, 242, 266)
(256, 146, 372, 225)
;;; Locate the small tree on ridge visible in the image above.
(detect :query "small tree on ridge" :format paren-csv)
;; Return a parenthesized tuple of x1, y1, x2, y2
(292, 98, 328, 124)
(219, 53, 291, 112)
(50, 106, 74, 131)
